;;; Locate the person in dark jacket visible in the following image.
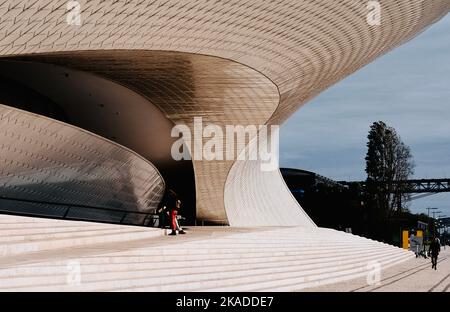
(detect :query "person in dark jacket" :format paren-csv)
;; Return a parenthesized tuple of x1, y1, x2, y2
(157, 205, 169, 228)
(429, 237, 441, 270)
(157, 189, 175, 228)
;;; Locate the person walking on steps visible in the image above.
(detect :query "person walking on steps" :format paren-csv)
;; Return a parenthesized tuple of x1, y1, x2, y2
(429, 237, 441, 270)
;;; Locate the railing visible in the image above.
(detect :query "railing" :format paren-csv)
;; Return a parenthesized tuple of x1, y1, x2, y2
(0, 195, 159, 227)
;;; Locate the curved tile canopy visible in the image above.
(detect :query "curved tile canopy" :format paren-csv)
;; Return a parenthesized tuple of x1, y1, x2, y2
(0, 104, 165, 224)
(8, 51, 282, 225)
(0, 0, 448, 226)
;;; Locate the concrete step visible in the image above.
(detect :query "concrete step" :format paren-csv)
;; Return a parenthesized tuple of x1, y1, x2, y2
(0, 246, 401, 280)
(93, 245, 401, 259)
(54, 243, 398, 260)
(198, 253, 413, 292)
(0, 250, 410, 291)
(0, 221, 127, 230)
(115, 252, 412, 292)
(255, 254, 413, 292)
(124, 253, 412, 292)
(0, 215, 110, 226)
(0, 215, 413, 291)
(0, 227, 144, 242)
(0, 218, 163, 257)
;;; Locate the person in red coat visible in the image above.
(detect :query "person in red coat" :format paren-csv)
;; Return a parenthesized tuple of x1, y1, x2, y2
(169, 198, 186, 235)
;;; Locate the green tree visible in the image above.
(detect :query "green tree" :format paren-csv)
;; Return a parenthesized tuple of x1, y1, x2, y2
(365, 121, 414, 239)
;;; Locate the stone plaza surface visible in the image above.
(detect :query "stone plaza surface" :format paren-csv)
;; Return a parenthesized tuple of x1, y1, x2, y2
(304, 248, 450, 292)
(0, 214, 415, 292)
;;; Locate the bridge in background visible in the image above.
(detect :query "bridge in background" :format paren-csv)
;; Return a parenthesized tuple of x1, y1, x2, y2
(339, 179, 450, 193)
(339, 179, 450, 201)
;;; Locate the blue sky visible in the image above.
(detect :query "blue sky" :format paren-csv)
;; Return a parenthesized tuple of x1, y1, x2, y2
(280, 15, 450, 218)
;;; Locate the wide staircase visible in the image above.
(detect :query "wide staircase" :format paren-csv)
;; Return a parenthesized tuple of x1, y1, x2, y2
(0, 214, 413, 291)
